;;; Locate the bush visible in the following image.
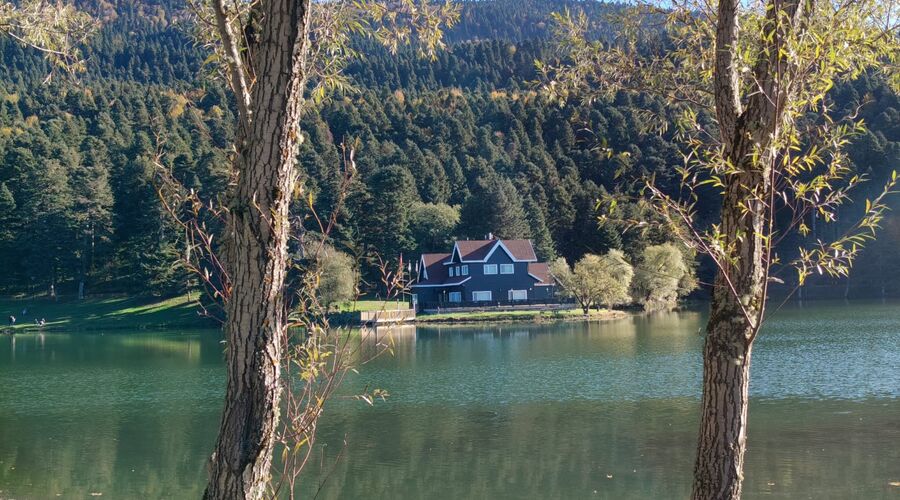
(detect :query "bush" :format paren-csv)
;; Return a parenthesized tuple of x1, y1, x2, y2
(316, 249, 357, 311)
(632, 243, 690, 311)
(550, 250, 633, 314)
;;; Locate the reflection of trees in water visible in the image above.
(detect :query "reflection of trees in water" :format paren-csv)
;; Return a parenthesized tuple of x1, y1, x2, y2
(0, 334, 222, 498)
(1, 331, 223, 366)
(303, 399, 898, 499)
(3, 312, 896, 498)
(407, 315, 703, 363)
(0, 405, 215, 498)
(0, 332, 223, 497)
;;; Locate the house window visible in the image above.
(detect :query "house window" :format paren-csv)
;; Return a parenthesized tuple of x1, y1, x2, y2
(508, 290, 527, 301)
(455, 266, 461, 276)
(448, 292, 462, 303)
(483, 264, 498, 275)
(500, 264, 515, 274)
(449, 267, 455, 277)
(472, 291, 492, 302)
(461, 265, 469, 276)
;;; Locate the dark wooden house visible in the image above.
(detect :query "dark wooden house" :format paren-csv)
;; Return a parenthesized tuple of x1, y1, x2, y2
(411, 237, 556, 309)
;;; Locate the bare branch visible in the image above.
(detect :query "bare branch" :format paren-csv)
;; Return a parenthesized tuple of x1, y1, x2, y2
(211, 0, 253, 128)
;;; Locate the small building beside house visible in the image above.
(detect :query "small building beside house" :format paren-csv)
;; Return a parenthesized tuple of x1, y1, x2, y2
(411, 236, 557, 310)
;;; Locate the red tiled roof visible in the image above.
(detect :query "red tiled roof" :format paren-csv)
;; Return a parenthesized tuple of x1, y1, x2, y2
(416, 253, 450, 285)
(451, 239, 537, 262)
(414, 240, 554, 290)
(454, 240, 495, 261)
(528, 262, 554, 285)
(422, 253, 450, 267)
(500, 239, 538, 261)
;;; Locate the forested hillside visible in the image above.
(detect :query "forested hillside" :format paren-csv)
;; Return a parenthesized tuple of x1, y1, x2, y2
(0, 0, 897, 298)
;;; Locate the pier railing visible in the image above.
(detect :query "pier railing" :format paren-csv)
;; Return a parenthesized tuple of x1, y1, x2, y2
(420, 298, 573, 313)
(359, 308, 416, 325)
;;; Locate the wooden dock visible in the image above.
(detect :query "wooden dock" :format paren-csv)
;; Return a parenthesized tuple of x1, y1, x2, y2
(359, 308, 416, 326)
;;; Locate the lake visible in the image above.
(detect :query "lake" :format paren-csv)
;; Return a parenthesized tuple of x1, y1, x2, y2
(1, 301, 898, 498)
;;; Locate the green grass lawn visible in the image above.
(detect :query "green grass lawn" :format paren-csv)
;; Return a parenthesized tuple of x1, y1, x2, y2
(417, 307, 626, 323)
(0, 294, 217, 332)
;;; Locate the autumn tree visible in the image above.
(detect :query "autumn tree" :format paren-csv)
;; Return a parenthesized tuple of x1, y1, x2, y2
(596, 249, 634, 308)
(540, 0, 899, 497)
(550, 251, 633, 314)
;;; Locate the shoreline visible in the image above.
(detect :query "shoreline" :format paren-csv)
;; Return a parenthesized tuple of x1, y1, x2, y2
(412, 308, 629, 326)
(7, 296, 895, 333)
(1, 294, 627, 333)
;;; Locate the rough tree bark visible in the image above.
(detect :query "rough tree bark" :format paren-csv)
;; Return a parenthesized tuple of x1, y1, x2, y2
(692, 171, 764, 499)
(692, 0, 807, 498)
(204, 1, 312, 498)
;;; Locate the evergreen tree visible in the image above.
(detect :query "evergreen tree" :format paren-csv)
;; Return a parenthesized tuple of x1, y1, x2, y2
(523, 195, 556, 260)
(0, 0, 894, 299)
(362, 165, 418, 261)
(17, 158, 74, 296)
(72, 137, 114, 297)
(460, 173, 530, 240)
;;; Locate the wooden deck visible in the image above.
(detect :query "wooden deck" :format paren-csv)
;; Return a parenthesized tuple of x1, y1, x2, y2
(359, 308, 416, 326)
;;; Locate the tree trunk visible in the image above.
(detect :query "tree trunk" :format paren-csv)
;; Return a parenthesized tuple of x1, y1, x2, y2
(690, 139, 769, 499)
(204, 1, 312, 498)
(691, 172, 764, 499)
(692, 0, 809, 495)
(692, 303, 754, 499)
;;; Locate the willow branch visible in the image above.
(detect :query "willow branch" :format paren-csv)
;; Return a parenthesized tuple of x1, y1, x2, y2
(212, 0, 253, 129)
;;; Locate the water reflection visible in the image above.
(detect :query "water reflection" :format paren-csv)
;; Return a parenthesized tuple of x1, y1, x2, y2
(0, 302, 898, 499)
(0, 331, 223, 498)
(306, 398, 899, 499)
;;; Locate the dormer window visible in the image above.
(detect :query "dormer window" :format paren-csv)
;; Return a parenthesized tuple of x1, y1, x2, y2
(484, 264, 498, 275)
(461, 265, 469, 276)
(500, 264, 514, 274)
(449, 267, 455, 277)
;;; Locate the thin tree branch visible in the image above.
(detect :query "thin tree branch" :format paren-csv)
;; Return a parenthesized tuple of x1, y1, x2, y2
(212, 0, 253, 129)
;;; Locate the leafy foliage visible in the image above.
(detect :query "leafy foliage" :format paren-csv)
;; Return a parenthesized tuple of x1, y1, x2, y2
(632, 243, 691, 311)
(550, 250, 633, 314)
(408, 202, 460, 254)
(315, 247, 357, 310)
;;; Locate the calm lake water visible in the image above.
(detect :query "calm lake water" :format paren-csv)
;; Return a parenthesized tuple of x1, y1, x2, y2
(1, 301, 898, 499)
